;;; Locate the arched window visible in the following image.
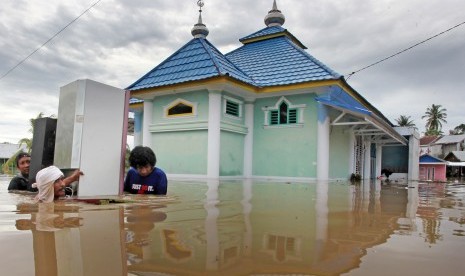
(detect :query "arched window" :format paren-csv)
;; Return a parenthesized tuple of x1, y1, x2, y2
(168, 102, 193, 116)
(164, 99, 197, 118)
(263, 97, 305, 127)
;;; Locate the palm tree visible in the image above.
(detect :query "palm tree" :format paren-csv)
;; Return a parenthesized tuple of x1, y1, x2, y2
(422, 104, 447, 136)
(452, 124, 465, 135)
(395, 115, 416, 127)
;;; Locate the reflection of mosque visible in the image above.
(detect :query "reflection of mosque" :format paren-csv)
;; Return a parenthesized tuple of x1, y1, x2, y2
(123, 180, 417, 275)
(17, 180, 438, 275)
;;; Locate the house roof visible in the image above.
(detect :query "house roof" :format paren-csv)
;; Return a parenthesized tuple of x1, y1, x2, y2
(226, 34, 340, 87)
(444, 151, 465, 162)
(434, 134, 465, 145)
(0, 143, 27, 159)
(419, 154, 446, 164)
(420, 135, 440, 146)
(126, 38, 253, 91)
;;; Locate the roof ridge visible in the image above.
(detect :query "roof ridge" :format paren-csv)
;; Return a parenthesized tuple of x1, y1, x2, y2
(198, 38, 224, 76)
(200, 38, 256, 84)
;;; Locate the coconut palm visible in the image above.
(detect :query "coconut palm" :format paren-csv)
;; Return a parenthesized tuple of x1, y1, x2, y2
(452, 124, 465, 135)
(422, 104, 447, 136)
(395, 115, 416, 127)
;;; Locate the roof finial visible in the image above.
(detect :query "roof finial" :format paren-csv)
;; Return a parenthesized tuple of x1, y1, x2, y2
(264, 0, 285, 27)
(191, 0, 209, 38)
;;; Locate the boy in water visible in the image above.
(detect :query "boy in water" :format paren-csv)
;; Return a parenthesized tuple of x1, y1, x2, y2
(124, 146, 167, 195)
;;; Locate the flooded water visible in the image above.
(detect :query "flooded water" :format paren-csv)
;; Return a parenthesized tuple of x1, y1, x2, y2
(1, 176, 464, 276)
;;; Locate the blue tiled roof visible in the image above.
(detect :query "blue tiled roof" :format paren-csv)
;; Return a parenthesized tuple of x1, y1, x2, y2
(226, 36, 340, 87)
(239, 26, 286, 42)
(126, 38, 253, 91)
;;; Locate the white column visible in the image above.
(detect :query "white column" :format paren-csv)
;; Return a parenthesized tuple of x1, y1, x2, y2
(142, 100, 153, 147)
(317, 103, 330, 180)
(348, 130, 355, 176)
(208, 91, 221, 178)
(243, 100, 255, 178)
(363, 138, 371, 179)
(375, 144, 382, 178)
(133, 111, 143, 147)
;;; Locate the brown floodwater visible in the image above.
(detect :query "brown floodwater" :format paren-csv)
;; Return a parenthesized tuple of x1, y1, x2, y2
(1, 176, 464, 276)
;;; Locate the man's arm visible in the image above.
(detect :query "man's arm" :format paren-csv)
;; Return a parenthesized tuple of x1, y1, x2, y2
(63, 170, 83, 186)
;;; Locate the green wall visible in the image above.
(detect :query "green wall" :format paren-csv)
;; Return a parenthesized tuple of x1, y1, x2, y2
(329, 127, 351, 179)
(252, 94, 318, 178)
(150, 90, 210, 175)
(220, 131, 244, 176)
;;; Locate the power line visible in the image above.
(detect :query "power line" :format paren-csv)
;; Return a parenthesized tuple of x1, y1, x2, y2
(0, 0, 103, 81)
(346, 20, 465, 80)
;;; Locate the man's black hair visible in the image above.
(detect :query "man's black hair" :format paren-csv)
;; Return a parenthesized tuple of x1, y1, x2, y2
(15, 152, 31, 167)
(129, 146, 156, 168)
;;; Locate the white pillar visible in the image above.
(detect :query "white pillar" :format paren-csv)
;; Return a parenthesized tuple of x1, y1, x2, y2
(208, 91, 221, 178)
(317, 103, 330, 180)
(142, 100, 153, 147)
(133, 111, 143, 147)
(375, 144, 382, 178)
(363, 138, 371, 179)
(348, 130, 355, 176)
(243, 100, 254, 178)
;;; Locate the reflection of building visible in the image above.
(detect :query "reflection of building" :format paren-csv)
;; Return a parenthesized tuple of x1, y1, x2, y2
(125, 180, 411, 276)
(16, 203, 126, 276)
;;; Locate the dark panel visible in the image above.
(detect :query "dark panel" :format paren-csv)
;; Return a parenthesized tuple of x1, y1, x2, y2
(29, 118, 57, 185)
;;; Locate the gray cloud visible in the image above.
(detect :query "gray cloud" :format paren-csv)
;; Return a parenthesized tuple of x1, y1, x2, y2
(1, 0, 464, 143)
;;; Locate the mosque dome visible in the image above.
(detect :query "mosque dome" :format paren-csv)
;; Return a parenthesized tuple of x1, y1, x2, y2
(264, 0, 285, 27)
(191, 0, 209, 38)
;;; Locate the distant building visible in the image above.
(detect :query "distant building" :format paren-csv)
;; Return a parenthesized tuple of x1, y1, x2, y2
(0, 143, 27, 173)
(128, 1, 418, 181)
(434, 134, 465, 158)
(443, 151, 465, 177)
(419, 135, 441, 157)
(419, 154, 447, 182)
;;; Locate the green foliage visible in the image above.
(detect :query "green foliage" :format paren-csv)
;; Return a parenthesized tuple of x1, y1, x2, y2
(422, 104, 447, 136)
(452, 124, 465, 135)
(395, 115, 416, 127)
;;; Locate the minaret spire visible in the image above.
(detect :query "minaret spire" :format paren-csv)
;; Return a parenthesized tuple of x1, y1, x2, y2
(264, 0, 285, 27)
(191, 0, 209, 38)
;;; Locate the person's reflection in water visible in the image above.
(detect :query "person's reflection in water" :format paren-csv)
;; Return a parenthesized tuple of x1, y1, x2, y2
(15, 202, 82, 276)
(16, 202, 82, 231)
(125, 204, 167, 264)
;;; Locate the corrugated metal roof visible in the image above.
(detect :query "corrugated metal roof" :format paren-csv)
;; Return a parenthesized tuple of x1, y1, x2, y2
(126, 38, 253, 91)
(315, 88, 371, 115)
(420, 135, 440, 145)
(420, 154, 446, 164)
(434, 134, 465, 145)
(0, 143, 27, 159)
(226, 36, 340, 87)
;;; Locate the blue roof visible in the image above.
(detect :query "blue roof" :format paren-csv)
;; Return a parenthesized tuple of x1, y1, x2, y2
(126, 38, 253, 91)
(420, 154, 446, 164)
(315, 87, 371, 115)
(239, 26, 286, 42)
(127, 28, 340, 90)
(225, 36, 340, 87)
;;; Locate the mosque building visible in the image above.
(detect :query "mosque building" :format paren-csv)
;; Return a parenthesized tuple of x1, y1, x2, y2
(127, 0, 419, 181)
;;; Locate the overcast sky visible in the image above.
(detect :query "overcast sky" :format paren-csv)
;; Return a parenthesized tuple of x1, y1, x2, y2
(1, 0, 464, 144)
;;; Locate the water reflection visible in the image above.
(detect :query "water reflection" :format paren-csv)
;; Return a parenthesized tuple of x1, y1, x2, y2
(1, 179, 465, 275)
